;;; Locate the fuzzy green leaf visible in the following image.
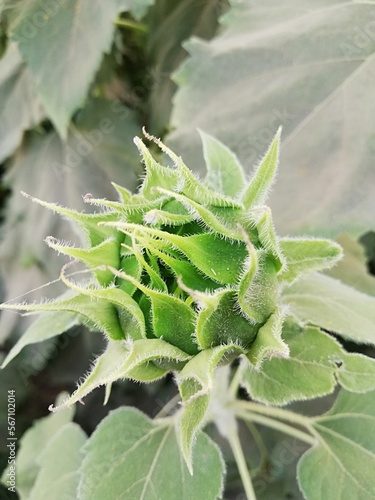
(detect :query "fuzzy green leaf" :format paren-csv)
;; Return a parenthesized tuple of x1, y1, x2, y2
(11, 0, 122, 137)
(21, 191, 119, 247)
(298, 389, 375, 500)
(50, 339, 191, 411)
(0, 43, 44, 162)
(200, 129, 245, 198)
(1, 394, 74, 499)
(283, 273, 375, 345)
(193, 288, 258, 350)
(135, 137, 179, 200)
(245, 306, 289, 369)
(111, 268, 198, 354)
(1, 309, 79, 369)
(248, 206, 285, 272)
(242, 324, 375, 406)
(0, 294, 126, 341)
(169, 2, 375, 236)
(156, 187, 245, 239)
(176, 344, 244, 471)
(45, 236, 121, 286)
(242, 127, 281, 208)
(143, 129, 242, 208)
(29, 423, 86, 500)
(238, 249, 279, 324)
(326, 233, 375, 296)
(336, 353, 375, 393)
(280, 237, 343, 283)
(147, 244, 220, 292)
(78, 407, 225, 500)
(109, 222, 248, 285)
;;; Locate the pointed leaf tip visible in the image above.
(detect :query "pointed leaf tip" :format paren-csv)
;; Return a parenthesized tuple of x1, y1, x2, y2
(242, 128, 281, 208)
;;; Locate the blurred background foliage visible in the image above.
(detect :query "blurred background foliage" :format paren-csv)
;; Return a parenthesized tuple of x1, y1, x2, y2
(0, 1, 374, 498)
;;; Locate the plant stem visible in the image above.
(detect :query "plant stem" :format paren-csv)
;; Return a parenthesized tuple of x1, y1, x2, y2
(155, 393, 181, 419)
(234, 399, 312, 428)
(235, 409, 316, 446)
(227, 429, 257, 500)
(229, 363, 243, 398)
(244, 420, 269, 466)
(114, 18, 148, 33)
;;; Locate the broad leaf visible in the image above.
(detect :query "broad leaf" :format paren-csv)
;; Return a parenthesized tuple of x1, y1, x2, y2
(169, 1, 375, 236)
(11, 1, 122, 136)
(78, 407, 225, 500)
(0, 99, 140, 341)
(242, 324, 375, 406)
(0, 43, 44, 162)
(326, 233, 375, 296)
(117, 0, 154, 20)
(1, 309, 79, 369)
(280, 237, 343, 283)
(147, 0, 224, 134)
(298, 389, 375, 500)
(29, 423, 86, 500)
(1, 394, 74, 499)
(283, 272, 375, 345)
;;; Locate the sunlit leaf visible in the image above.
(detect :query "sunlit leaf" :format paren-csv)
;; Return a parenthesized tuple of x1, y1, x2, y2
(283, 272, 375, 345)
(11, 1, 122, 136)
(298, 389, 375, 500)
(29, 423, 86, 500)
(0, 43, 44, 162)
(50, 339, 191, 411)
(78, 407, 225, 500)
(169, 1, 375, 236)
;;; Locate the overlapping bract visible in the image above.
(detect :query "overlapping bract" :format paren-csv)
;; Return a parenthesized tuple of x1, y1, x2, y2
(1, 128, 343, 388)
(0, 128, 347, 469)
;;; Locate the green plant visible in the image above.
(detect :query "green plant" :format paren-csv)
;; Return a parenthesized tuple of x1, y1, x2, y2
(2, 130, 375, 499)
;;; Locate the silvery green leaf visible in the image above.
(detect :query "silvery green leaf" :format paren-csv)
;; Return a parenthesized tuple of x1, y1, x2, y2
(49, 338, 191, 411)
(200, 129, 245, 199)
(280, 237, 343, 283)
(29, 423, 86, 500)
(242, 128, 281, 208)
(1, 309, 79, 369)
(283, 273, 375, 345)
(176, 344, 244, 471)
(78, 407, 225, 500)
(298, 389, 375, 499)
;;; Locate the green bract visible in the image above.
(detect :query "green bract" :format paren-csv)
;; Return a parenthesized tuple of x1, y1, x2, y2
(1, 128, 348, 468)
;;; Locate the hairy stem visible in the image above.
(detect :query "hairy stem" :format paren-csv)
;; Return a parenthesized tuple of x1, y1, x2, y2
(235, 409, 316, 446)
(155, 393, 181, 419)
(227, 428, 257, 500)
(114, 18, 148, 33)
(234, 399, 312, 428)
(229, 364, 244, 398)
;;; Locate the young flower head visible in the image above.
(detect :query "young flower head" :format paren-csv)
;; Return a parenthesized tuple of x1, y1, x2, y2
(0, 128, 343, 468)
